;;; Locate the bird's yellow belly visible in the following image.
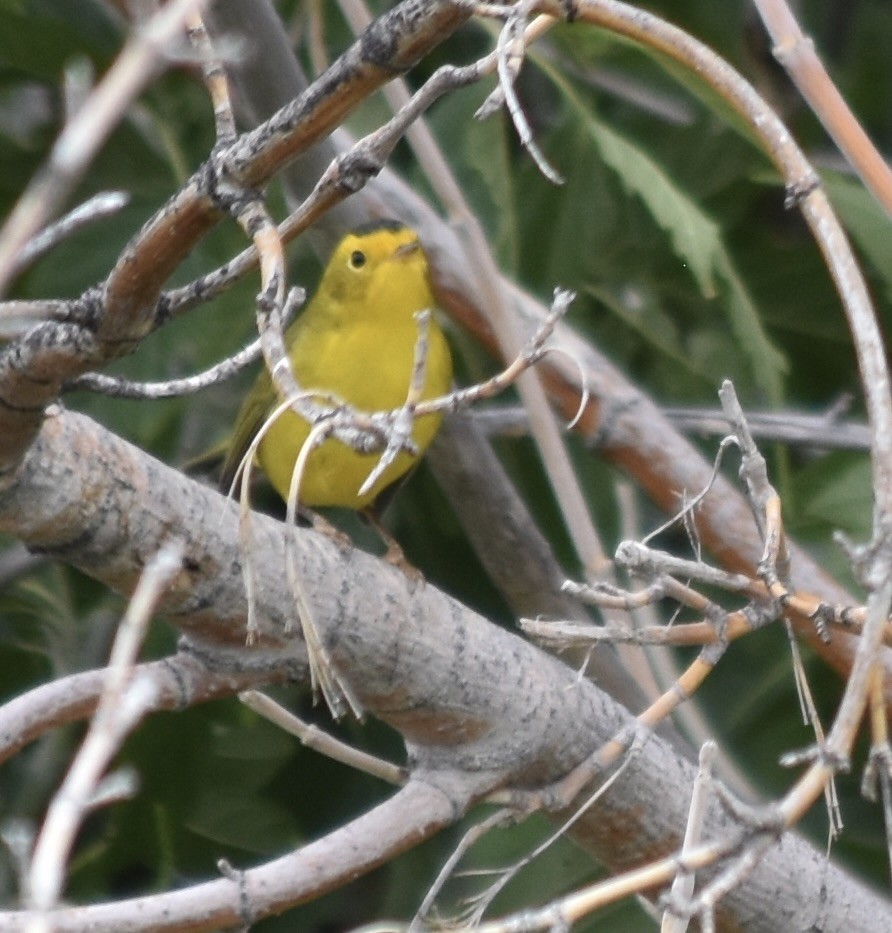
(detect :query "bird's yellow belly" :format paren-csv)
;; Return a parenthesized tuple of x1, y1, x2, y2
(258, 406, 443, 508)
(258, 320, 451, 509)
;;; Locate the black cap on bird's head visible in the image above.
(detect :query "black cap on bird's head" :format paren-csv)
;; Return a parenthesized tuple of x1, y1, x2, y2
(352, 217, 409, 237)
(349, 219, 421, 261)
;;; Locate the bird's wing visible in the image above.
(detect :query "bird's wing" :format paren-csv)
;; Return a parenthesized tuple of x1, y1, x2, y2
(219, 365, 275, 493)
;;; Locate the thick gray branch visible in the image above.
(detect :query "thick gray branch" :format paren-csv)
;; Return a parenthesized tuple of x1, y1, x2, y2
(0, 410, 885, 930)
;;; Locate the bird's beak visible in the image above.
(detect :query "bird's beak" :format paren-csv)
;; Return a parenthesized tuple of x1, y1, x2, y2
(394, 239, 422, 260)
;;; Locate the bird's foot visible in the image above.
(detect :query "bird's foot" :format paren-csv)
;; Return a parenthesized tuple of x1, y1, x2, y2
(301, 506, 353, 552)
(383, 535, 425, 591)
(362, 509, 425, 591)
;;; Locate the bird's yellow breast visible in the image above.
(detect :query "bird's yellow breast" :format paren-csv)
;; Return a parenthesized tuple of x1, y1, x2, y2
(240, 224, 452, 509)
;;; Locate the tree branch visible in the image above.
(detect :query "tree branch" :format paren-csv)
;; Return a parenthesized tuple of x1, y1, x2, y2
(0, 409, 885, 930)
(0, 779, 476, 933)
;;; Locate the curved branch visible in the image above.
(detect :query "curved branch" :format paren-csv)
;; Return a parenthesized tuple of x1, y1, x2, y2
(0, 650, 298, 767)
(0, 779, 477, 932)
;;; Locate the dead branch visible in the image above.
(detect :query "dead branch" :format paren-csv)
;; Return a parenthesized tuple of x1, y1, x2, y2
(0, 649, 298, 768)
(1, 779, 476, 933)
(27, 542, 183, 923)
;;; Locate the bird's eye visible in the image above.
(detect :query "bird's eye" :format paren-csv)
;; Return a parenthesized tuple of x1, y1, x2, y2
(349, 250, 366, 269)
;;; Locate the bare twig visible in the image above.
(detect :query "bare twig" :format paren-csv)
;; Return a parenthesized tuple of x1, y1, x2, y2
(282, 453, 362, 717)
(411, 809, 522, 930)
(692, 834, 776, 933)
(68, 286, 303, 398)
(781, 619, 842, 839)
(186, 11, 238, 145)
(482, 1, 565, 184)
(663, 402, 870, 451)
(0, 0, 205, 293)
(470, 834, 742, 933)
(26, 540, 184, 927)
(466, 401, 872, 451)
(454, 743, 639, 928)
(0, 647, 303, 769)
(862, 666, 892, 883)
(662, 741, 717, 933)
(357, 309, 432, 498)
(615, 540, 758, 596)
(239, 690, 405, 784)
(7, 191, 129, 277)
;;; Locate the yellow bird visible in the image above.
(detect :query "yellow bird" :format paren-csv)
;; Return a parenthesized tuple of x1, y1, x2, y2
(221, 221, 452, 510)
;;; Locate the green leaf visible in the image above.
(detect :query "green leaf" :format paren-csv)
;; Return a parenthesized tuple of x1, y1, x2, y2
(185, 791, 300, 853)
(584, 111, 719, 298)
(585, 282, 714, 383)
(0, 0, 118, 79)
(798, 453, 872, 536)
(535, 59, 787, 402)
(427, 82, 518, 273)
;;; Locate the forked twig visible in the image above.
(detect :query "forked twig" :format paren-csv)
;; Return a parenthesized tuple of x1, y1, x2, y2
(239, 690, 405, 784)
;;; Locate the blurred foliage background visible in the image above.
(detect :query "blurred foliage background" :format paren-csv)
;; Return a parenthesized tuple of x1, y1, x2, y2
(1, 0, 890, 928)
